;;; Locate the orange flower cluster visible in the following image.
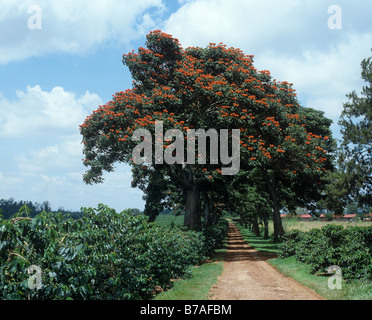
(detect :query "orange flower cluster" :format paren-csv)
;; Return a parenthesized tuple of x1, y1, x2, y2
(286, 113, 301, 121)
(262, 116, 280, 128)
(80, 30, 330, 180)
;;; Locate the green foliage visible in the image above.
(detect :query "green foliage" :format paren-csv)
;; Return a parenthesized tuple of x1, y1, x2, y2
(0, 198, 55, 219)
(279, 224, 372, 279)
(201, 219, 229, 255)
(154, 214, 184, 227)
(338, 49, 372, 206)
(0, 204, 228, 300)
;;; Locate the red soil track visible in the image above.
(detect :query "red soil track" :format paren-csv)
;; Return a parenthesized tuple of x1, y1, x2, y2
(209, 222, 324, 300)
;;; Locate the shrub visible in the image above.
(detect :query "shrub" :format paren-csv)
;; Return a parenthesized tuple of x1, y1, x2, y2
(0, 204, 227, 300)
(278, 224, 372, 279)
(202, 219, 229, 255)
(278, 229, 305, 259)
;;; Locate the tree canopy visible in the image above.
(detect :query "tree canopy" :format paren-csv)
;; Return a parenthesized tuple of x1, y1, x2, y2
(80, 30, 333, 235)
(338, 49, 372, 207)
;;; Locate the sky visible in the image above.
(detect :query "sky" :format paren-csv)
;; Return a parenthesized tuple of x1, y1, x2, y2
(0, 0, 371, 212)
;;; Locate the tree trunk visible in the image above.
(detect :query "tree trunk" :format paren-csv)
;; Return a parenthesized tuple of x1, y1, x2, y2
(202, 191, 211, 228)
(239, 215, 248, 228)
(272, 200, 284, 242)
(168, 164, 202, 230)
(184, 185, 201, 230)
(252, 216, 260, 236)
(263, 216, 269, 239)
(266, 171, 285, 242)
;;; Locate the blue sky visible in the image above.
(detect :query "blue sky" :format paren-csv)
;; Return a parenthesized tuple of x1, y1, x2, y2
(1, 0, 371, 212)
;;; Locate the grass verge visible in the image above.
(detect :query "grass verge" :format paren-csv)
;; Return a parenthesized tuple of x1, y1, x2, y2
(153, 239, 227, 300)
(235, 222, 279, 257)
(269, 256, 372, 300)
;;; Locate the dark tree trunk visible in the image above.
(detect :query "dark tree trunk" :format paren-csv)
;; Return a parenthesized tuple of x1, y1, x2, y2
(202, 190, 211, 228)
(272, 197, 285, 242)
(266, 171, 285, 242)
(167, 164, 202, 230)
(252, 215, 260, 236)
(184, 184, 201, 230)
(263, 216, 269, 239)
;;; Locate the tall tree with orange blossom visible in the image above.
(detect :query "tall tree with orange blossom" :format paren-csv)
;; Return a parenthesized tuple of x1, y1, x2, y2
(80, 30, 333, 234)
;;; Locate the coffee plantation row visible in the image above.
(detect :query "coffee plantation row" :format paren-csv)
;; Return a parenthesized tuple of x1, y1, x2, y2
(0, 204, 228, 300)
(278, 224, 372, 279)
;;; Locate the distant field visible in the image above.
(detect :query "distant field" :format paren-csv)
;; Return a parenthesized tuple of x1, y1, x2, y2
(155, 214, 372, 233)
(281, 218, 372, 233)
(154, 214, 185, 227)
(238, 217, 372, 239)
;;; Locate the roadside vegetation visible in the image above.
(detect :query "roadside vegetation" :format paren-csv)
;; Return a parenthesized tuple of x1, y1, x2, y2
(153, 214, 228, 300)
(0, 206, 228, 300)
(236, 219, 372, 300)
(154, 239, 227, 300)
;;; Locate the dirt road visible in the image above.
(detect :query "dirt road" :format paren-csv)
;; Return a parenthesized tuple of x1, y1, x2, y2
(209, 222, 324, 300)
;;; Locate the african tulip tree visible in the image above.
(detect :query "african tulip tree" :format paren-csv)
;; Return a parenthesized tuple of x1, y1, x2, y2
(226, 106, 335, 241)
(80, 30, 332, 231)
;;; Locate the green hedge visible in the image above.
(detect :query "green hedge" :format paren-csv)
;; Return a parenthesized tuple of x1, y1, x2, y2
(202, 219, 229, 255)
(0, 204, 228, 300)
(279, 224, 372, 279)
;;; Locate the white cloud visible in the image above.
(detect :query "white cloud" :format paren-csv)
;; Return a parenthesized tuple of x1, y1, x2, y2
(0, 85, 101, 137)
(164, 0, 371, 52)
(164, 0, 321, 51)
(0, 0, 165, 64)
(16, 138, 83, 174)
(0, 172, 23, 192)
(0, 85, 99, 208)
(12, 139, 143, 211)
(163, 0, 372, 138)
(254, 33, 372, 125)
(0, 84, 144, 211)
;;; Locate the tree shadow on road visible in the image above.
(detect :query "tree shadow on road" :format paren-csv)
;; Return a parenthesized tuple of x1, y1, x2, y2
(220, 223, 278, 263)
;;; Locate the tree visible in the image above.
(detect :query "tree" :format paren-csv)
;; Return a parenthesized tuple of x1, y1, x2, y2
(227, 171, 271, 238)
(338, 49, 372, 207)
(233, 106, 334, 241)
(42, 200, 52, 213)
(284, 107, 336, 211)
(0, 198, 49, 219)
(131, 165, 173, 222)
(80, 30, 332, 232)
(319, 158, 354, 216)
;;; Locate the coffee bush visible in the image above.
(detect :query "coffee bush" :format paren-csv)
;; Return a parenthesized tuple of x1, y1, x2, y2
(278, 225, 372, 279)
(0, 204, 227, 300)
